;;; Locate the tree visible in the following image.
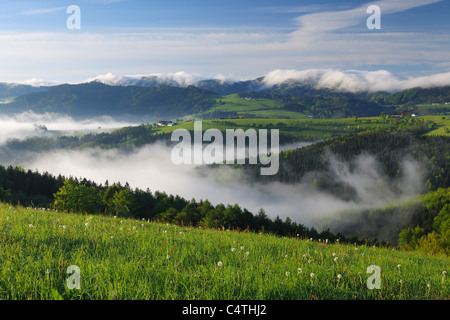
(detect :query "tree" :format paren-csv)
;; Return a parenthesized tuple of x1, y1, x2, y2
(54, 180, 101, 214)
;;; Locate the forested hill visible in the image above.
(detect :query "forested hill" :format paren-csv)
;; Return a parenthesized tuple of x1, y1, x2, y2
(371, 86, 450, 105)
(2, 82, 218, 119)
(238, 130, 450, 199)
(1, 80, 450, 120)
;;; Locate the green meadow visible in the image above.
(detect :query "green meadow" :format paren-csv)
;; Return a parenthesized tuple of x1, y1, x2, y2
(0, 203, 448, 300)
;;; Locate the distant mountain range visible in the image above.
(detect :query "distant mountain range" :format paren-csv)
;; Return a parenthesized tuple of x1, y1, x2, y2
(0, 73, 449, 120)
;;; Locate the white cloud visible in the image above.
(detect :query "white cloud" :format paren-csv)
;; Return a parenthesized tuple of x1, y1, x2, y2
(262, 69, 450, 93)
(294, 0, 442, 34)
(20, 7, 66, 15)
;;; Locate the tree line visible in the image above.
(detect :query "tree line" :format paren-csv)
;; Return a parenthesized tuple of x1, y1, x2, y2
(0, 164, 362, 245)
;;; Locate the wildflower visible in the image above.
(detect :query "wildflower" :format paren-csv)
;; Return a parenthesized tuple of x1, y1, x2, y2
(217, 261, 223, 267)
(397, 264, 401, 269)
(426, 283, 431, 288)
(114, 216, 117, 219)
(166, 255, 170, 259)
(307, 260, 312, 264)
(179, 231, 183, 234)
(285, 254, 288, 258)
(62, 225, 67, 229)
(334, 257, 338, 262)
(332, 252, 336, 257)
(133, 226, 136, 230)
(240, 246, 244, 250)
(141, 224, 145, 227)
(245, 252, 250, 256)
(163, 230, 167, 233)
(337, 274, 342, 280)
(45, 269, 50, 274)
(85, 222, 89, 227)
(399, 279, 403, 284)
(285, 272, 290, 277)
(310, 273, 315, 278)
(443, 271, 447, 275)
(297, 268, 302, 274)
(29, 224, 34, 228)
(110, 236, 113, 239)
(231, 248, 236, 252)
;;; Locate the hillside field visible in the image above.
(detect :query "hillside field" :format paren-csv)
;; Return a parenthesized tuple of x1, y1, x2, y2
(0, 203, 448, 300)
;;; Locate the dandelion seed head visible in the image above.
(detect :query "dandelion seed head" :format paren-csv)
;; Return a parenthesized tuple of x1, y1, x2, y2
(217, 261, 223, 267)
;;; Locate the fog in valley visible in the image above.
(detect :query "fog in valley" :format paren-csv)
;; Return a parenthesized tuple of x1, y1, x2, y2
(0, 113, 426, 240)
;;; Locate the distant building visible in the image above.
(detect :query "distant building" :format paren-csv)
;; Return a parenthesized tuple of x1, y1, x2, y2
(157, 120, 173, 127)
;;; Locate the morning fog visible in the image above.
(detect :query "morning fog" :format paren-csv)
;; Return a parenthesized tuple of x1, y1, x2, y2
(171, 121, 279, 175)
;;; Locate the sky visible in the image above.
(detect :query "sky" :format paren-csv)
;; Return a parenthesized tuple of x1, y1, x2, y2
(0, 0, 449, 84)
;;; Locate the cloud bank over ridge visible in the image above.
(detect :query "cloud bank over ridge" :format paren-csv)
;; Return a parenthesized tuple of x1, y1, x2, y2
(83, 69, 450, 94)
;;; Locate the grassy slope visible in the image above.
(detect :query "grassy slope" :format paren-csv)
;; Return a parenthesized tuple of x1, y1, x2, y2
(0, 203, 448, 300)
(204, 94, 309, 119)
(424, 115, 450, 135)
(153, 117, 411, 142)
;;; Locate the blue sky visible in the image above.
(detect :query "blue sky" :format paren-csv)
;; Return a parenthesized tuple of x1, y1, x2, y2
(0, 0, 449, 84)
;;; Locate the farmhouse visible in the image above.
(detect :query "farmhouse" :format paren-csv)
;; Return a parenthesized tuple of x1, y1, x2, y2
(157, 120, 176, 127)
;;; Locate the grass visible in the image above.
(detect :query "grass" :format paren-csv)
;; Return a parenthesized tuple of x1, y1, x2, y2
(204, 94, 308, 120)
(0, 203, 448, 300)
(423, 115, 450, 136)
(155, 117, 403, 142)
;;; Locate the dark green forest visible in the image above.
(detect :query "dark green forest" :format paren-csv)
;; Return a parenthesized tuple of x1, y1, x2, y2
(2, 82, 218, 118)
(0, 164, 349, 245)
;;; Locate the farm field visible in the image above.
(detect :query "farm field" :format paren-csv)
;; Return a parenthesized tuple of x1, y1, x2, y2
(154, 115, 448, 141)
(0, 203, 448, 300)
